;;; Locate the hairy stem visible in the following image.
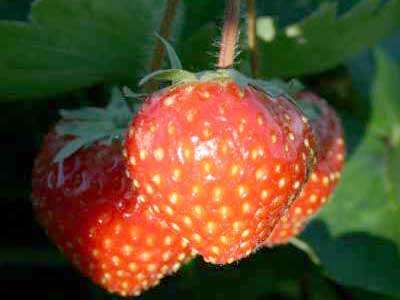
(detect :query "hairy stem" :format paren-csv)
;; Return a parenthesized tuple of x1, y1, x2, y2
(246, 0, 259, 77)
(217, 0, 241, 69)
(146, 0, 180, 90)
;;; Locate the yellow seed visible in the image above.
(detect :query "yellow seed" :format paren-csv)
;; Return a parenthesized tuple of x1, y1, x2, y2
(242, 202, 251, 214)
(183, 216, 192, 226)
(154, 148, 164, 161)
(171, 169, 181, 182)
(278, 178, 286, 188)
(220, 206, 230, 218)
(193, 233, 202, 242)
(241, 229, 251, 238)
(310, 194, 318, 203)
(211, 246, 220, 255)
(213, 187, 223, 202)
(145, 184, 154, 195)
(238, 185, 248, 198)
(261, 190, 269, 200)
(152, 174, 161, 185)
(169, 193, 179, 204)
(231, 165, 240, 176)
(203, 162, 212, 173)
(256, 169, 266, 181)
(192, 185, 200, 197)
(206, 222, 216, 234)
(168, 123, 175, 135)
(164, 96, 176, 106)
(139, 150, 147, 160)
(220, 236, 229, 244)
(193, 205, 203, 217)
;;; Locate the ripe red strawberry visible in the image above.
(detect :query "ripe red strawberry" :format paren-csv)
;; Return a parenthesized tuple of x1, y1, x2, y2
(266, 92, 345, 245)
(32, 105, 192, 296)
(125, 79, 316, 264)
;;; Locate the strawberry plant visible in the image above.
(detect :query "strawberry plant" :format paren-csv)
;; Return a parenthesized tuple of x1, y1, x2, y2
(1, 0, 400, 299)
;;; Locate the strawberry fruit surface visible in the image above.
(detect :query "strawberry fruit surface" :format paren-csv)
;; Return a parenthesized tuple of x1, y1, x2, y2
(125, 79, 316, 264)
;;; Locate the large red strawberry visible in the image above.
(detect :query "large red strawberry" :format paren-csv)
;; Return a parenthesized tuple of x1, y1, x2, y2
(266, 91, 345, 245)
(125, 73, 316, 264)
(32, 95, 192, 297)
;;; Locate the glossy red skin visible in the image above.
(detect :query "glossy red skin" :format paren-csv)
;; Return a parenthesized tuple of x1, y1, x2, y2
(266, 92, 345, 245)
(125, 80, 316, 264)
(32, 129, 192, 297)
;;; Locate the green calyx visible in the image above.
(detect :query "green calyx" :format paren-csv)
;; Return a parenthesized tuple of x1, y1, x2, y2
(138, 65, 304, 100)
(135, 34, 311, 114)
(53, 88, 133, 163)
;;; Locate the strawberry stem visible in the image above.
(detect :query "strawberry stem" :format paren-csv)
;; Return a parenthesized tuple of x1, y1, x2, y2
(146, 0, 180, 90)
(246, 0, 259, 77)
(217, 0, 241, 69)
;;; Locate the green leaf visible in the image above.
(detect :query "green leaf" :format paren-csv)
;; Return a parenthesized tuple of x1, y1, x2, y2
(371, 50, 400, 204)
(0, 0, 32, 21)
(299, 50, 400, 296)
(256, 0, 400, 77)
(301, 57, 400, 295)
(181, 0, 400, 78)
(304, 222, 400, 297)
(385, 143, 400, 204)
(156, 33, 183, 70)
(371, 49, 400, 143)
(0, 0, 167, 100)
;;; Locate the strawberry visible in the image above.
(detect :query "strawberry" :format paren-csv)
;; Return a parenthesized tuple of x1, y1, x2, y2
(266, 91, 345, 245)
(32, 93, 192, 297)
(125, 74, 316, 264)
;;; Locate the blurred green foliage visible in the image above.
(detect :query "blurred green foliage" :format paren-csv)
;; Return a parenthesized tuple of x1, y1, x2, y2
(1, 0, 400, 299)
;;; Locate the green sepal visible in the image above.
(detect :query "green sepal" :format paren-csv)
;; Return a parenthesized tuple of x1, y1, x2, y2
(122, 86, 147, 100)
(53, 87, 133, 163)
(59, 107, 109, 121)
(54, 132, 112, 163)
(155, 33, 183, 70)
(137, 67, 309, 118)
(138, 69, 197, 87)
